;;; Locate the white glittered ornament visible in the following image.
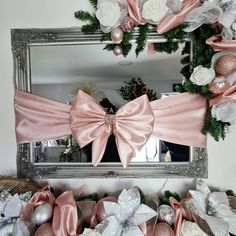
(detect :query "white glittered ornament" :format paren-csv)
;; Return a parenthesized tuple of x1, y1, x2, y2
(31, 203, 53, 225)
(158, 204, 175, 225)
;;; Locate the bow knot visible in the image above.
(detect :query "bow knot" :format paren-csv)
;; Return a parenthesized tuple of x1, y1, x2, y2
(104, 114, 116, 131)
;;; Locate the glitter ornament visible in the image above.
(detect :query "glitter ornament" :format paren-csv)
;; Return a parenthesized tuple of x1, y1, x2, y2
(215, 55, 236, 76)
(209, 77, 231, 95)
(113, 45, 123, 56)
(111, 28, 124, 44)
(121, 17, 135, 32)
(158, 204, 175, 225)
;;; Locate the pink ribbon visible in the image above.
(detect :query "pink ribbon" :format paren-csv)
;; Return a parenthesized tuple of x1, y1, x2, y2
(206, 35, 236, 52)
(15, 90, 207, 167)
(20, 186, 55, 221)
(127, 0, 147, 25)
(157, 0, 202, 34)
(52, 191, 78, 236)
(210, 84, 236, 106)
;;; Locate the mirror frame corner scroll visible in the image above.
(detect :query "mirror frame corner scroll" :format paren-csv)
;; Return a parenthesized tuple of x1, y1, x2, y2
(11, 27, 208, 179)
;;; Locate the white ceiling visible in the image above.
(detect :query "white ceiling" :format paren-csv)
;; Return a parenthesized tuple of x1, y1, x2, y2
(30, 43, 184, 85)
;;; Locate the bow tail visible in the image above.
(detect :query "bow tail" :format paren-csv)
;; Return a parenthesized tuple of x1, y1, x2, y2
(92, 131, 110, 166)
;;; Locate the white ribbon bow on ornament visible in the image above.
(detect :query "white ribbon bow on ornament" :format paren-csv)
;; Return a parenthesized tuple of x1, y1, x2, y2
(185, 180, 236, 236)
(95, 188, 157, 236)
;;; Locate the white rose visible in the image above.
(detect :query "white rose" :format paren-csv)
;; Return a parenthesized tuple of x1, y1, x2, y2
(79, 228, 101, 236)
(181, 221, 208, 236)
(96, 0, 121, 27)
(190, 65, 215, 86)
(142, 0, 168, 23)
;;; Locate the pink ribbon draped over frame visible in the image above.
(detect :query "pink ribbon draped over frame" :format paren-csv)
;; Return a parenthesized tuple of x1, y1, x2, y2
(157, 0, 202, 34)
(206, 35, 236, 52)
(15, 89, 207, 168)
(127, 0, 147, 25)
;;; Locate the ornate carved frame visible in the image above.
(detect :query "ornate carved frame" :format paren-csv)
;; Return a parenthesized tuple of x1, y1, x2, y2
(11, 27, 208, 179)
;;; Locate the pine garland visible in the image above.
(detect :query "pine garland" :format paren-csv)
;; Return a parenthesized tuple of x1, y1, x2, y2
(135, 25, 151, 56)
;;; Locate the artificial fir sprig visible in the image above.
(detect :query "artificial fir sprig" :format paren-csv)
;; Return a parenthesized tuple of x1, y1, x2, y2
(135, 24, 151, 56)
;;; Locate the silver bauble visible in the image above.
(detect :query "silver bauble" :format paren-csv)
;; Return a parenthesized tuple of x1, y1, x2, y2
(158, 204, 175, 225)
(31, 203, 53, 225)
(113, 45, 123, 56)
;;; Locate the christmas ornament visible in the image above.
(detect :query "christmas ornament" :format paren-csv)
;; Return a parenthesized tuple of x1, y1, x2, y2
(31, 202, 53, 225)
(111, 28, 124, 44)
(121, 17, 135, 32)
(215, 55, 236, 76)
(34, 223, 54, 236)
(209, 77, 231, 95)
(154, 222, 175, 236)
(158, 204, 175, 225)
(113, 45, 123, 56)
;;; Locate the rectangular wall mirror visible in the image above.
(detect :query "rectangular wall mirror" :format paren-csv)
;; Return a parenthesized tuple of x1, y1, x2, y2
(12, 27, 207, 179)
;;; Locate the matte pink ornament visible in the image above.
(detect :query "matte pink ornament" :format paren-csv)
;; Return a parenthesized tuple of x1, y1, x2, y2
(34, 223, 55, 236)
(209, 77, 231, 95)
(113, 45, 123, 56)
(96, 196, 117, 222)
(215, 55, 236, 76)
(154, 222, 175, 236)
(111, 28, 124, 44)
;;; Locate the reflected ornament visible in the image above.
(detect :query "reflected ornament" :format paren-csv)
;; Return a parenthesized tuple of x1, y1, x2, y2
(121, 17, 135, 32)
(31, 203, 53, 225)
(158, 204, 175, 225)
(111, 28, 124, 44)
(209, 77, 231, 95)
(181, 221, 208, 236)
(34, 223, 54, 236)
(154, 222, 175, 236)
(215, 55, 236, 76)
(113, 45, 123, 56)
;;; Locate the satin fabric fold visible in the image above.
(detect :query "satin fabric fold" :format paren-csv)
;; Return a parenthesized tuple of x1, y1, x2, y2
(206, 35, 236, 52)
(20, 186, 55, 221)
(157, 0, 202, 34)
(15, 90, 71, 143)
(150, 92, 207, 148)
(127, 0, 147, 25)
(52, 191, 78, 236)
(210, 84, 236, 106)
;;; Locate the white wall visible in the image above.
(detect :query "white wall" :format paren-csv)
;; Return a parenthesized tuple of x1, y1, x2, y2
(1, 0, 236, 195)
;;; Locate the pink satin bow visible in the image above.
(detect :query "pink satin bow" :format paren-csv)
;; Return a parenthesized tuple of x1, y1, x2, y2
(206, 35, 236, 52)
(127, 0, 147, 25)
(157, 0, 202, 34)
(70, 90, 154, 168)
(210, 84, 236, 106)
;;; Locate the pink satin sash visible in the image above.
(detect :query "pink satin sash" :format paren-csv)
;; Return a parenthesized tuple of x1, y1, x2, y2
(206, 35, 236, 52)
(127, 0, 147, 25)
(14, 89, 207, 167)
(157, 0, 202, 34)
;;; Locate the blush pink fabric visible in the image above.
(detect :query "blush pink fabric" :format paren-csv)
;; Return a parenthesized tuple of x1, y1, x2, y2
(14, 90, 207, 168)
(210, 84, 236, 106)
(52, 191, 78, 236)
(20, 186, 55, 221)
(206, 35, 236, 52)
(157, 0, 202, 34)
(127, 0, 147, 25)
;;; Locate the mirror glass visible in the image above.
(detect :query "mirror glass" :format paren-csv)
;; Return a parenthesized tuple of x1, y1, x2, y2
(30, 43, 191, 164)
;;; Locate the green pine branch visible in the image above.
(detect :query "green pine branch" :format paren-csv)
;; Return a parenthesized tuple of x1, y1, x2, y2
(135, 25, 150, 57)
(89, 0, 98, 10)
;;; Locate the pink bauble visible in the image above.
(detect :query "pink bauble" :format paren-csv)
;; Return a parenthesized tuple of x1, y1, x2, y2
(121, 17, 135, 32)
(34, 223, 54, 236)
(111, 28, 124, 44)
(209, 77, 231, 95)
(113, 45, 123, 56)
(96, 196, 117, 222)
(215, 55, 236, 76)
(154, 222, 175, 236)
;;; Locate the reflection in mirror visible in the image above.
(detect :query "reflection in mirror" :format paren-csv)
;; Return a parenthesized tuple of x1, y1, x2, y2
(30, 43, 191, 164)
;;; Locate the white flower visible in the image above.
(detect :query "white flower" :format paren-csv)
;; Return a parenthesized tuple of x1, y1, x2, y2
(79, 228, 101, 236)
(142, 0, 168, 23)
(96, 0, 125, 32)
(190, 65, 215, 86)
(181, 221, 208, 236)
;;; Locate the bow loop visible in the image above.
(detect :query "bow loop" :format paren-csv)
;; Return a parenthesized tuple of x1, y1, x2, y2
(70, 90, 154, 168)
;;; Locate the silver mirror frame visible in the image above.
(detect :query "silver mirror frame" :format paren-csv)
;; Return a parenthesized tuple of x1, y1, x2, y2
(12, 27, 208, 179)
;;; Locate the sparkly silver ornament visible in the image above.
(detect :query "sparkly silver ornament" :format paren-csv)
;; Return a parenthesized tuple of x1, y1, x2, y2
(158, 204, 175, 225)
(113, 45, 123, 56)
(31, 203, 53, 225)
